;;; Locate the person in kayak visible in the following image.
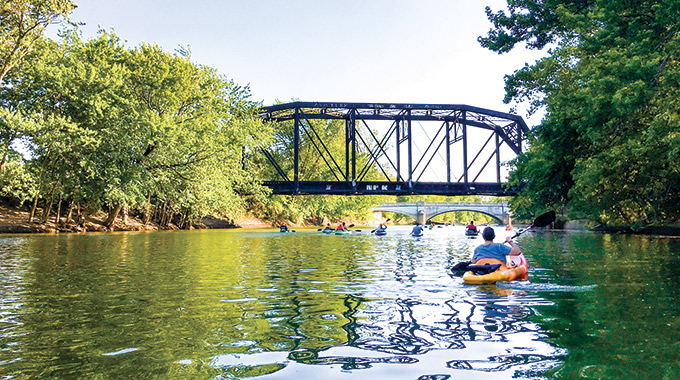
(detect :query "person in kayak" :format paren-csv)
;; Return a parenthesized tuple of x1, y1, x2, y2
(280, 222, 289, 232)
(411, 222, 424, 236)
(376, 223, 387, 233)
(336, 222, 346, 231)
(466, 220, 478, 233)
(322, 224, 333, 233)
(471, 227, 520, 264)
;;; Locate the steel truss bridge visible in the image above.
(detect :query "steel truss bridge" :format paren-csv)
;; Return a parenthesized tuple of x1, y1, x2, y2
(259, 102, 529, 196)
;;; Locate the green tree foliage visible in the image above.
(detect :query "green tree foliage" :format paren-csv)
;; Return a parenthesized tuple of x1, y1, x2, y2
(482, 0, 680, 227)
(1, 28, 270, 228)
(0, 0, 75, 83)
(0, 0, 75, 172)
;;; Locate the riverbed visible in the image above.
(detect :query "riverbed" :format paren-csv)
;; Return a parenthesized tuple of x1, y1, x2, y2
(1, 226, 678, 379)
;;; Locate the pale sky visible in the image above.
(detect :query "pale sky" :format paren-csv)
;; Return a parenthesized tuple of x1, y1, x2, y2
(50, 0, 547, 127)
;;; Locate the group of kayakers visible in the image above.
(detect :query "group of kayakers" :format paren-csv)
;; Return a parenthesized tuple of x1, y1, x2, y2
(320, 222, 348, 233)
(281, 209, 555, 285)
(288, 219, 510, 240)
(283, 219, 521, 279)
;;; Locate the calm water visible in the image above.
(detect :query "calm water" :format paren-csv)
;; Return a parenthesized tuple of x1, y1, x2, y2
(1, 226, 679, 379)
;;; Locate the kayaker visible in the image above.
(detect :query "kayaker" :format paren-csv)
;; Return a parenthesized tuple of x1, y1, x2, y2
(411, 222, 424, 236)
(322, 224, 333, 233)
(376, 223, 387, 233)
(471, 227, 521, 264)
(466, 220, 478, 233)
(280, 222, 289, 232)
(336, 222, 346, 231)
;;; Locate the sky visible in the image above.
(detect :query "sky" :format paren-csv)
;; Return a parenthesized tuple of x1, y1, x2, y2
(48, 0, 548, 127)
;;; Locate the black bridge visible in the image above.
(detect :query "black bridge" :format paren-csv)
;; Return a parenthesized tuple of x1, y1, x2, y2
(258, 102, 529, 196)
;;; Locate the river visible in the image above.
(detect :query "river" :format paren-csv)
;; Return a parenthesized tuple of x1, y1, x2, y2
(0, 226, 679, 379)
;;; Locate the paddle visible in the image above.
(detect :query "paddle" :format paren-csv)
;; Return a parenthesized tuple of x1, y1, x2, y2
(346, 224, 363, 233)
(510, 210, 556, 239)
(452, 210, 556, 273)
(370, 219, 391, 234)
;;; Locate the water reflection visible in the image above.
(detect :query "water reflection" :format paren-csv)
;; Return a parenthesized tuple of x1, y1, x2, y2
(5, 227, 677, 378)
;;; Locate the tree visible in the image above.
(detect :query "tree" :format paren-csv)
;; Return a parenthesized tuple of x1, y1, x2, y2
(0, 0, 75, 84)
(4, 28, 271, 228)
(482, 0, 680, 227)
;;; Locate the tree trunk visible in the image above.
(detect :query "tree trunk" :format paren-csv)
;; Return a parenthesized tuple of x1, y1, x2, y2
(76, 204, 84, 226)
(122, 206, 128, 225)
(103, 204, 123, 229)
(28, 194, 39, 223)
(41, 199, 53, 224)
(143, 191, 151, 224)
(55, 197, 62, 224)
(160, 200, 168, 226)
(65, 202, 73, 224)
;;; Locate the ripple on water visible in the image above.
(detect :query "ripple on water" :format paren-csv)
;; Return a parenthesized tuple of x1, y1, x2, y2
(497, 282, 597, 293)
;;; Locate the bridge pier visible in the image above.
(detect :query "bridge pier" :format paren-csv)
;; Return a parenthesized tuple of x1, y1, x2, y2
(417, 211, 426, 225)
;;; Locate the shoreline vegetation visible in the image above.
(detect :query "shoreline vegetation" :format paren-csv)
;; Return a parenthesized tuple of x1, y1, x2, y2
(0, 199, 275, 234)
(2, 197, 678, 236)
(0, 193, 500, 234)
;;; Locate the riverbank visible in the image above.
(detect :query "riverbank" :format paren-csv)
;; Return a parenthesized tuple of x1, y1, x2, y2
(0, 200, 378, 234)
(0, 202, 275, 234)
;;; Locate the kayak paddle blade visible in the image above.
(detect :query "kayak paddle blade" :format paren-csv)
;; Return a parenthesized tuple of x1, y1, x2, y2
(511, 210, 556, 239)
(532, 211, 556, 228)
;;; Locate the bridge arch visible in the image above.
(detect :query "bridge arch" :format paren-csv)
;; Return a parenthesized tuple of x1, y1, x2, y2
(373, 202, 510, 225)
(427, 209, 505, 224)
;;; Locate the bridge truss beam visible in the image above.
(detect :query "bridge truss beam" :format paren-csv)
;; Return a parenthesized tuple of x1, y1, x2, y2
(259, 102, 530, 196)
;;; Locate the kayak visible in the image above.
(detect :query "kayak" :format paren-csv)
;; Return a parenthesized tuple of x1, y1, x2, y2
(335, 230, 351, 235)
(375, 230, 387, 236)
(412, 231, 423, 237)
(322, 229, 333, 234)
(462, 253, 529, 285)
(465, 229, 479, 236)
